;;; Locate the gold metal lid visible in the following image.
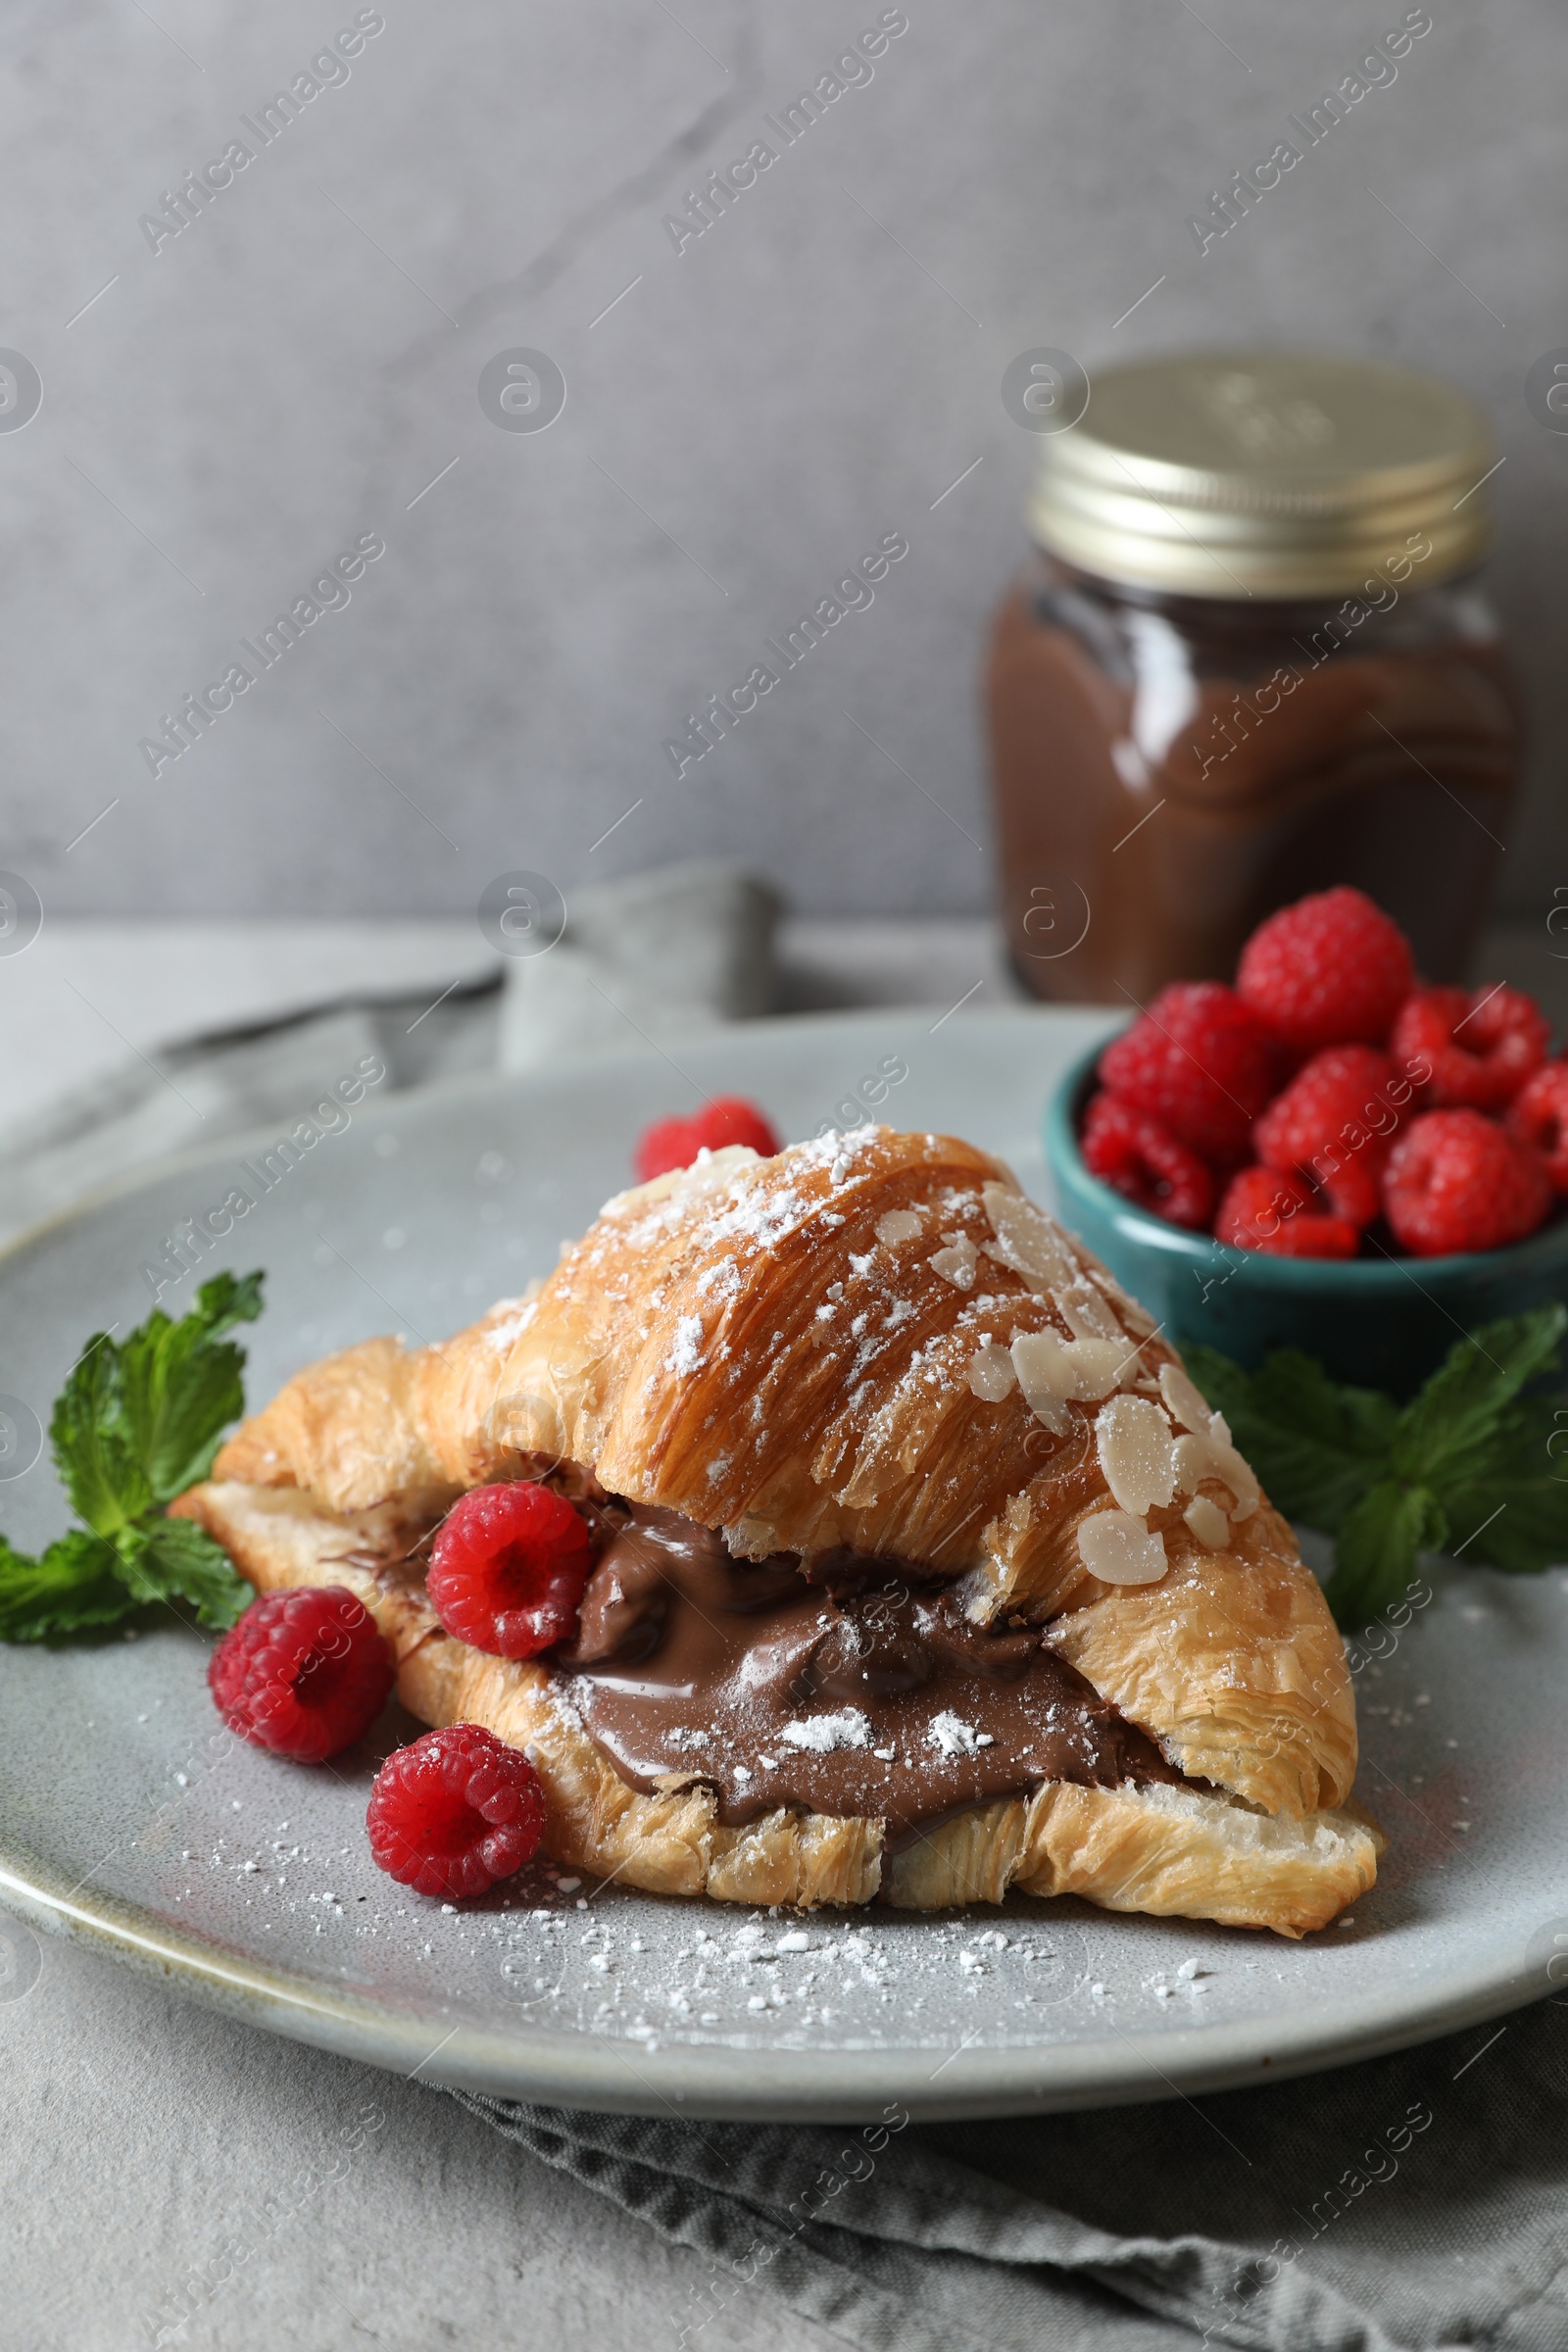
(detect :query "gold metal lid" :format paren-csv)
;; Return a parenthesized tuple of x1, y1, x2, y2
(1027, 349, 1494, 599)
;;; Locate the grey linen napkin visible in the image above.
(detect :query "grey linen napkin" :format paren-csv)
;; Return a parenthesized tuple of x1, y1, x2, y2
(447, 1994, 1568, 2352)
(0, 864, 777, 1246)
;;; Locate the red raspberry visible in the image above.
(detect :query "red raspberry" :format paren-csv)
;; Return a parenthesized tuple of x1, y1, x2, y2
(1080, 1091, 1214, 1229)
(208, 1586, 394, 1764)
(428, 1481, 591, 1658)
(1098, 983, 1280, 1163)
(367, 1724, 546, 1899)
(1382, 1109, 1553, 1256)
(1507, 1062, 1568, 1193)
(1214, 1166, 1358, 1259)
(1390, 984, 1551, 1113)
(1237, 887, 1413, 1055)
(634, 1097, 781, 1182)
(1252, 1045, 1401, 1227)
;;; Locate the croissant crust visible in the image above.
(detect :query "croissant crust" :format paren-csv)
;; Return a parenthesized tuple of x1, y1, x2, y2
(213, 1131, 1359, 1828)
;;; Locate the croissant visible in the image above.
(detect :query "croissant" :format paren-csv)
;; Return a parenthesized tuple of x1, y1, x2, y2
(175, 1128, 1380, 1935)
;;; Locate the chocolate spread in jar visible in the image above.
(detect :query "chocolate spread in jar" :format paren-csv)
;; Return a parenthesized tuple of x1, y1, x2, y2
(987, 560, 1518, 1004)
(987, 352, 1521, 1004)
(554, 1500, 1187, 1838)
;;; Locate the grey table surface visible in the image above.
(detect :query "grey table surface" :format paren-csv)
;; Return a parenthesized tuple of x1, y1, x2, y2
(2, 916, 996, 2352)
(3, 909, 1561, 2352)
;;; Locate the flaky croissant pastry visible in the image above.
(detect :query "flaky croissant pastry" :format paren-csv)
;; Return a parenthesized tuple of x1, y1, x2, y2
(175, 1128, 1381, 1935)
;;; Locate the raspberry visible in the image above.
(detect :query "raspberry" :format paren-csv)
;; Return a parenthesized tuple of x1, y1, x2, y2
(428, 1481, 592, 1658)
(1080, 1091, 1214, 1229)
(1098, 983, 1280, 1163)
(1382, 1109, 1553, 1257)
(208, 1586, 394, 1763)
(367, 1724, 546, 1899)
(1252, 1045, 1400, 1227)
(634, 1097, 781, 1182)
(1214, 1166, 1358, 1258)
(1507, 1062, 1568, 1194)
(1237, 887, 1413, 1055)
(1390, 984, 1551, 1113)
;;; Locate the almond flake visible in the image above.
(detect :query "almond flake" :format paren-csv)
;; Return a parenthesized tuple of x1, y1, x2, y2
(1183, 1494, 1231, 1548)
(1077, 1510, 1168, 1586)
(929, 1233, 979, 1289)
(980, 1182, 1077, 1293)
(967, 1341, 1018, 1402)
(1095, 1393, 1177, 1515)
(1172, 1428, 1260, 1520)
(1158, 1361, 1213, 1434)
(1010, 1329, 1128, 1435)
(875, 1209, 923, 1247)
(1053, 1280, 1122, 1344)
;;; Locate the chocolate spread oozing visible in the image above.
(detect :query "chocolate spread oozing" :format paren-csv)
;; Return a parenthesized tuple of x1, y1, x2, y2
(555, 1500, 1188, 1838)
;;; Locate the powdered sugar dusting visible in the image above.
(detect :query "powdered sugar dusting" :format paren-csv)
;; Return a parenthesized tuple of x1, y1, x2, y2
(778, 1709, 873, 1753)
(927, 1711, 995, 1757)
(666, 1315, 704, 1377)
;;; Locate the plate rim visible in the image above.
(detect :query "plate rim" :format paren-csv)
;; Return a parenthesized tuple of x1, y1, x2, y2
(0, 1005, 1553, 2119)
(0, 1838, 1550, 2123)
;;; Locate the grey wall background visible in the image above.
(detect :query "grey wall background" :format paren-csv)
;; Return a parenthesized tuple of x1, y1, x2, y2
(5, 0, 1565, 921)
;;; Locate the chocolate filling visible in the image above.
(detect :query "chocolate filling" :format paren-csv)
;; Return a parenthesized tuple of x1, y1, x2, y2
(554, 1499, 1191, 1839)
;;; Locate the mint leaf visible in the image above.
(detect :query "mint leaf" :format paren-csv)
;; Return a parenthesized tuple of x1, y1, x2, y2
(1324, 1478, 1448, 1627)
(118, 1270, 264, 1503)
(1392, 1306, 1568, 1486)
(4, 1271, 267, 1647)
(49, 1333, 148, 1537)
(1430, 1396, 1568, 1575)
(0, 1529, 131, 1642)
(114, 1516, 251, 1631)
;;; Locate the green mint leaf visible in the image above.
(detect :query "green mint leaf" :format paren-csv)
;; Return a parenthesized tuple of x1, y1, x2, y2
(49, 1332, 148, 1537)
(1324, 1479, 1448, 1628)
(1182, 1343, 1392, 1531)
(1392, 1305, 1568, 1487)
(117, 1270, 265, 1504)
(113, 1516, 252, 1632)
(0, 1528, 132, 1642)
(1429, 1397, 1568, 1575)
(1252, 1349, 1400, 1462)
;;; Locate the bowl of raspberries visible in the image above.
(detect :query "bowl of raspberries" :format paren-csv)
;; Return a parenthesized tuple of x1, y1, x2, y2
(1045, 886, 1568, 1393)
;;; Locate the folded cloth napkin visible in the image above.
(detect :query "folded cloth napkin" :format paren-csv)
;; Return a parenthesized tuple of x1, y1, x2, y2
(496, 861, 780, 1070)
(0, 865, 778, 1246)
(448, 1992, 1568, 2352)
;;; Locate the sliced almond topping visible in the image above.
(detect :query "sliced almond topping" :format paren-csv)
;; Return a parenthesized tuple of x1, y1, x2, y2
(1158, 1360, 1213, 1435)
(1009, 1333, 1070, 1434)
(929, 1232, 979, 1290)
(1095, 1393, 1177, 1516)
(1053, 1279, 1123, 1344)
(1090, 1267, 1157, 1339)
(1077, 1510, 1169, 1587)
(967, 1341, 1018, 1402)
(1172, 1428, 1261, 1521)
(1009, 1329, 1129, 1436)
(875, 1208, 923, 1247)
(980, 1182, 1077, 1293)
(1183, 1494, 1231, 1549)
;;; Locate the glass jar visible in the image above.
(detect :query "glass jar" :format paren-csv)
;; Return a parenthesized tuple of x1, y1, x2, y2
(985, 351, 1521, 1003)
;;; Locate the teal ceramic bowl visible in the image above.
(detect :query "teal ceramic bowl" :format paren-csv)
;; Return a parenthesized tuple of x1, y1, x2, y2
(1044, 1042, 1568, 1396)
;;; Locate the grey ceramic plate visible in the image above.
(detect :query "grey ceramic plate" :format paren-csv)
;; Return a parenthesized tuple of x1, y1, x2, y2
(1, 1006, 1563, 2123)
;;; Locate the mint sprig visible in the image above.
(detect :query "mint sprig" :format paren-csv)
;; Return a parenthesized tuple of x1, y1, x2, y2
(0, 1271, 264, 1642)
(1185, 1304, 1568, 1627)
